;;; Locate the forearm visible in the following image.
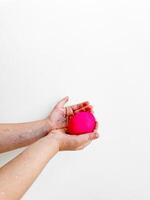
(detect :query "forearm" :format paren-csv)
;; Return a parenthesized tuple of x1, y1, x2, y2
(0, 134, 59, 200)
(0, 119, 52, 153)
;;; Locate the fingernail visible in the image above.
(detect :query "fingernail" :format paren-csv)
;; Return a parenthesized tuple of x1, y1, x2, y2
(95, 133, 99, 138)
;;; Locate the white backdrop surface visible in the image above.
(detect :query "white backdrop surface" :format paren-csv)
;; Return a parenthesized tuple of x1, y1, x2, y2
(0, 0, 150, 200)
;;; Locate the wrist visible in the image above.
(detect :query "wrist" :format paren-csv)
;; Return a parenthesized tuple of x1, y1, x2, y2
(44, 118, 53, 133)
(45, 133, 60, 151)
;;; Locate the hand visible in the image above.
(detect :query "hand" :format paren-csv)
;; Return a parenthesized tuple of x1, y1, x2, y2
(47, 122, 99, 151)
(47, 96, 93, 130)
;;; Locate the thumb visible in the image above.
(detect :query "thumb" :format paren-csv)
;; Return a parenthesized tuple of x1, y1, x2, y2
(56, 96, 69, 108)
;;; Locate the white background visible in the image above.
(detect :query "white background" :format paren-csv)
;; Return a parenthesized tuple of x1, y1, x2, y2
(0, 0, 150, 199)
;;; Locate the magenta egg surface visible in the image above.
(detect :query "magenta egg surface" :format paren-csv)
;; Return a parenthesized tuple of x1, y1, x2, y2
(68, 111, 96, 135)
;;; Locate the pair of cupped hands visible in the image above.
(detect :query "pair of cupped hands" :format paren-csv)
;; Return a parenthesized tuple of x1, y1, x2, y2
(45, 97, 99, 151)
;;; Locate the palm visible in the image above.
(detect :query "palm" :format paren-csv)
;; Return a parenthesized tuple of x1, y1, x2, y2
(49, 106, 66, 129)
(49, 125, 99, 151)
(48, 97, 92, 130)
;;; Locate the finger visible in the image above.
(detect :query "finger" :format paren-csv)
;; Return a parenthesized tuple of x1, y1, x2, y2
(73, 132, 98, 148)
(75, 132, 92, 145)
(95, 121, 99, 131)
(88, 131, 99, 140)
(63, 127, 68, 132)
(70, 134, 89, 147)
(66, 105, 93, 117)
(74, 105, 93, 113)
(56, 96, 69, 108)
(66, 106, 74, 116)
(76, 141, 92, 150)
(65, 107, 74, 126)
(51, 128, 66, 134)
(70, 101, 89, 111)
(60, 129, 66, 133)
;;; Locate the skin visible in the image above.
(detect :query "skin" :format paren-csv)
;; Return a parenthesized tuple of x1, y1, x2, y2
(0, 97, 99, 200)
(0, 97, 93, 153)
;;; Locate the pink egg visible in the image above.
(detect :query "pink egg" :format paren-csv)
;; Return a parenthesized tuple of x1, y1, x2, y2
(67, 111, 96, 135)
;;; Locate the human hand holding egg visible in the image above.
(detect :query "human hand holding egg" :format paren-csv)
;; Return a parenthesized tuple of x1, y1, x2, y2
(47, 97, 99, 151)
